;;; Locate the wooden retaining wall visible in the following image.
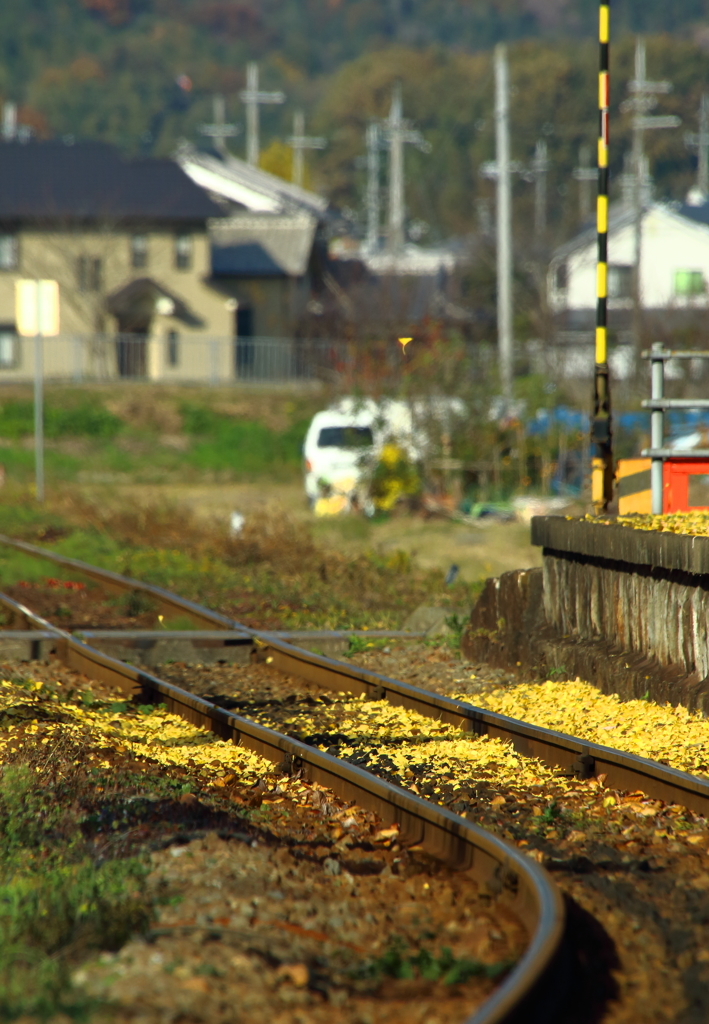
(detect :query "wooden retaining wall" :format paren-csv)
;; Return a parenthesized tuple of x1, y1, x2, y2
(532, 517, 709, 680)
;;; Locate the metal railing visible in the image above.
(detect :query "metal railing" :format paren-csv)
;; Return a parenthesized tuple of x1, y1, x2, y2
(641, 342, 709, 512)
(0, 334, 362, 386)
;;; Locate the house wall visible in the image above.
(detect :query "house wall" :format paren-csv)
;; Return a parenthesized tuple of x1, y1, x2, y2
(549, 207, 709, 314)
(226, 276, 309, 337)
(0, 226, 233, 338)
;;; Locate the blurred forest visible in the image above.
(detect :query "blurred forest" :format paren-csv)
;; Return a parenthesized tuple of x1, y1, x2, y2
(3, 0, 709, 241)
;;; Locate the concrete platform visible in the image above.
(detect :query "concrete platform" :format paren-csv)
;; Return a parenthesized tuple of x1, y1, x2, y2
(462, 516, 709, 713)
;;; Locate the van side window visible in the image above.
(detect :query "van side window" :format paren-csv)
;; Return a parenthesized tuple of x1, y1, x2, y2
(317, 427, 374, 448)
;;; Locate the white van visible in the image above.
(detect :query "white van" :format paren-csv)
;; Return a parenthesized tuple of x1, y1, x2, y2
(302, 397, 436, 507)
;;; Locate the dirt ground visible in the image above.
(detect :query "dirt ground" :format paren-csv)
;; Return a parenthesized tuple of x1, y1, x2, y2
(74, 480, 542, 583)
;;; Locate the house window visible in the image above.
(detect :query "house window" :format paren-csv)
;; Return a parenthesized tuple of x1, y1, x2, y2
(77, 256, 102, 292)
(674, 270, 706, 297)
(175, 234, 193, 270)
(0, 328, 19, 369)
(166, 330, 179, 367)
(555, 262, 567, 291)
(130, 234, 148, 269)
(608, 265, 632, 299)
(0, 234, 18, 271)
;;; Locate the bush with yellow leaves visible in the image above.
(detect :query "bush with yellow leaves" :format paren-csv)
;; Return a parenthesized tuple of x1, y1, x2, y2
(368, 443, 422, 513)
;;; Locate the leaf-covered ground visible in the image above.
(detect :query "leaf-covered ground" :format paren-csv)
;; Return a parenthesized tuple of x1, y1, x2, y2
(0, 666, 525, 1023)
(471, 680, 709, 778)
(203, 647, 709, 1024)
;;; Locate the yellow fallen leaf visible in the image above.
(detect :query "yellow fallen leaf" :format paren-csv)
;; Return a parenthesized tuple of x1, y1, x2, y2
(372, 827, 399, 841)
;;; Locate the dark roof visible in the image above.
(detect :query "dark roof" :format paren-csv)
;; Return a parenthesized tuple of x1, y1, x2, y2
(211, 242, 286, 277)
(0, 140, 223, 223)
(106, 277, 204, 327)
(678, 201, 709, 226)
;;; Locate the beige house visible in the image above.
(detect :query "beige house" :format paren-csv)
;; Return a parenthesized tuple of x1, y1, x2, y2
(0, 139, 237, 382)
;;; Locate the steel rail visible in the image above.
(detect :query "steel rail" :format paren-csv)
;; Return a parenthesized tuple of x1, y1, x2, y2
(4, 535, 709, 816)
(0, 587, 566, 1024)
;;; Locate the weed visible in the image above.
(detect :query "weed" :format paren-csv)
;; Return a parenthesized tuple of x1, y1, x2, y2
(345, 636, 391, 657)
(357, 938, 510, 986)
(443, 612, 468, 650)
(118, 590, 157, 618)
(533, 799, 584, 837)
(547, 666, 567, 679)
(0, 721, 163, 1019)
(158, 615, 197, 631)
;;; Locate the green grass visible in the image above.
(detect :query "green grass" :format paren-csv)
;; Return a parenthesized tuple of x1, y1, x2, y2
(0, 758, 153, 1020)
(356, 938, 511, 986)
(0, 683, 255, 1020)
(0, 492, 476, 632)
(181, 402, 309, 476)
(0, 399, 122, 441)
(0, 389, 312, 486)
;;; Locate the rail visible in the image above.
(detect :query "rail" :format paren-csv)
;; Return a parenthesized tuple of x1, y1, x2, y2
(0, 588, 566, 1024)
(641, 343, 709, 511)
(4, 533, 709, 816)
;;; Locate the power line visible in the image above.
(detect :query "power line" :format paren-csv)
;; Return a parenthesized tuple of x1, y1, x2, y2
(620, 37, 680, 367)
(532, 139, 549, 238)
(239, 62, 286, 167)
(494, 43, 513, 404)
(684, 93, 709, 199)
(573, 143, 595, 223)
(364, 121, 383, 253)
(380, 82, 430, 254)
(198, 94, 240, 157)
(287, 110, 326, 189)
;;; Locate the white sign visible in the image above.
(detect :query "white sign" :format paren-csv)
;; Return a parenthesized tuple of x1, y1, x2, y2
(15, 280, 60, 337)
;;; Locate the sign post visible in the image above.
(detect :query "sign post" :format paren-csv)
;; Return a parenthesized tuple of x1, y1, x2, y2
(15, 280, 60, 503)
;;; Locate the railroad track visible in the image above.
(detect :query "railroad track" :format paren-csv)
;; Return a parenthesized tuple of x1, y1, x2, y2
(0, 534, 569, 1024)
(5, 535, 709, 1020)
(2, 534, 709, 817)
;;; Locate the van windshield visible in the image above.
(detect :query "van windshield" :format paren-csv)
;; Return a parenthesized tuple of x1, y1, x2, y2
(317, 426, 373, 449)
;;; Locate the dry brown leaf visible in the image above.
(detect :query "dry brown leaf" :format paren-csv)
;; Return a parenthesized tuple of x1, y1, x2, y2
(276, 964, 309, 987)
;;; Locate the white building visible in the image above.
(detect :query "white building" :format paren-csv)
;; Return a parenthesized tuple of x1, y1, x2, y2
(550, 200, 709, 318)
(547, 200, 709, 377)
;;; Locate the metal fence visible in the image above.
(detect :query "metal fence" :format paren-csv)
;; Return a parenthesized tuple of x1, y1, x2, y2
(0, 331, 640, 387)
(0, 334, 362, 386)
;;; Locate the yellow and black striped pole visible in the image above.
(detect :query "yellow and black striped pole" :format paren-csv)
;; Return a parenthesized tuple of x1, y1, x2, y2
(591, 0, 614, 512)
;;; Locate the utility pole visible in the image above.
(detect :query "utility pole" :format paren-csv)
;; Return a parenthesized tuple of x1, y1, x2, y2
(388, 84, 405, 253)
(365, 122, 382, 252)
(494, 43, 513, 404)
(239, 62, 285, 167)
(2, 102, 16, 141)
(573, 143, 596, 222)
(532, 139, 548, 238)
(287, 110, 326, 188)
(685, 93, 709, 198)
(621, 38, 680, 367)
(198, 94, 240, 157)
(382, 82, 430, 254)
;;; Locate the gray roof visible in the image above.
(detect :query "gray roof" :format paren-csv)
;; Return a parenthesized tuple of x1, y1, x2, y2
(552, 203, 636, 262)
(0, 140, 223, 223)
(210, 213, 317, 277)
